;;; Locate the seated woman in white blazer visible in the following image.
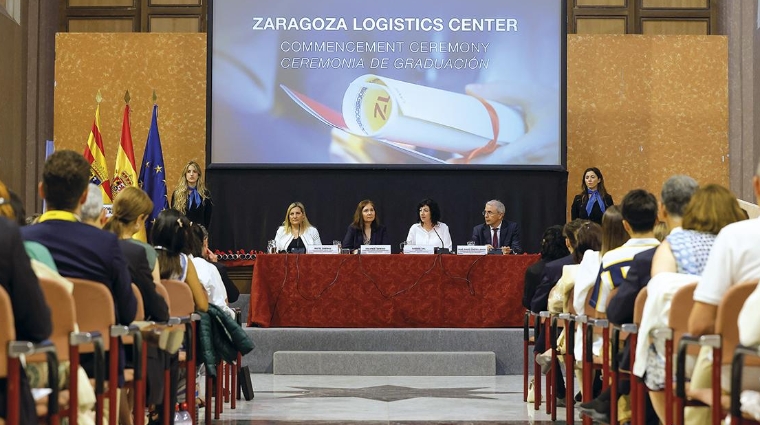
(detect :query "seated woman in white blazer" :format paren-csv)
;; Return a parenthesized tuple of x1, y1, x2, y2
(274, 201, 322, 252)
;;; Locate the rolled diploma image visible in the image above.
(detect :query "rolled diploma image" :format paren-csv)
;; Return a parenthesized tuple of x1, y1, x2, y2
(341, 74, 526, 154)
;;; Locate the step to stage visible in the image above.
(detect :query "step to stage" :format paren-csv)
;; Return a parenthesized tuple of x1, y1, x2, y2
(240, 327, 523, 375)
(273, 350, 496, 376)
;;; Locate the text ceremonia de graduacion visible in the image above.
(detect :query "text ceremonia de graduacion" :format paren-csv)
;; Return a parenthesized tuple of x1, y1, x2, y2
(256, 16, 520, 70)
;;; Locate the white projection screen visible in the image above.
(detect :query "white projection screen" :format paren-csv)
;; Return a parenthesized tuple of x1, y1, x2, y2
(209, 0, 565, 166)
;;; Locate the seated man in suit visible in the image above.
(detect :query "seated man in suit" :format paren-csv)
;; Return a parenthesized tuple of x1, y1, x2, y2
(22, 150, 137, 388)
(471, 199, 522, 254)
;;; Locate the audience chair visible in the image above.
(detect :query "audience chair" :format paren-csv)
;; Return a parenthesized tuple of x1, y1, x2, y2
(559, 312, 577, 424)
(539, 311, 557, 416)
(36, 277, 104, 425)
(161, 279, 200, 424)
(609, 287, 648, 425)
(676, 281, 758, 425)
(730, 344, 760, 425)
(646, 282, 697, 425)
(0, 286, 59, 425)
(577, 289, 611, 425)
(124, 284, 147, 425)
(523, 310, 536, 402)
(527, 310, 543, 410)
(70, 278, 139, 425)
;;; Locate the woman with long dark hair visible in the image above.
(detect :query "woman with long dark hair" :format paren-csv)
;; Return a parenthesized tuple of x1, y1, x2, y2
(570, 167, 614, 224)
(341, 199, 389, 252)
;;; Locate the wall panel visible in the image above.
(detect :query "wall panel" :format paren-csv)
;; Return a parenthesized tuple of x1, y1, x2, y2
(641, 19, 708, 34)
(54, 33, 206, 188)
(68, 18, 135, 32)
(149, 16, 199, 32)
(567, 35, 728, 216)
(576, 17, 627, 34)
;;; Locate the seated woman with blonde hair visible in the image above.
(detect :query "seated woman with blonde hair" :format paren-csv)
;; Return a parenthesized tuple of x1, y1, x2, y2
(274, 202, 321, 253)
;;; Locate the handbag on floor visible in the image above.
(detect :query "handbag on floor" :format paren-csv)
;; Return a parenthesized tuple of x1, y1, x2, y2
(238, 365, 255, 401)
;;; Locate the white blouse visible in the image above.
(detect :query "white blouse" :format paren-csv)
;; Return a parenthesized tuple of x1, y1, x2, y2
(274, 226, 322, 252)
(405, 222, 453, 250)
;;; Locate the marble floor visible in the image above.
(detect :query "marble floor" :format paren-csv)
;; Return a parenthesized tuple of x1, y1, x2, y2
(207, 374, 567, 424)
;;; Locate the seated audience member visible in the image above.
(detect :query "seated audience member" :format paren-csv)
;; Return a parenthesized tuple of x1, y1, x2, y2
(21, 150, 137, 394)
(0, 214, 52, 423)
(274, 202, 322, 252)
(0, 181, 57, 272)
(80, 183, 107, 228)
(194, 223, 240, 303)
(104, 187, 169, 322)
(471, 199, 522, 254)
(187, 223, 235, 318)
(405, 198, 452, 250)
(522, 225, 569, 309)
(640, 183, 745, 423)
(341, 199, 390, 252)
(684, 170, 760, 424)
(582, 175, 698, 424)
(530, 219, 586, 314)
(150, 209, 209, 424)
(572, 206, 629, 401)
(570, 167, 614, 224)
(588, 189, 660, 314)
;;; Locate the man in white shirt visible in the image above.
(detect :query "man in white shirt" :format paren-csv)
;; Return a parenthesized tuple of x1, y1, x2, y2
(686, 165, 760, 425)
(470, 199, 522, 254)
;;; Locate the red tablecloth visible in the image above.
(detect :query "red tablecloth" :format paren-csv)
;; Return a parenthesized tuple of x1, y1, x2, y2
(248, 253, 538, 328)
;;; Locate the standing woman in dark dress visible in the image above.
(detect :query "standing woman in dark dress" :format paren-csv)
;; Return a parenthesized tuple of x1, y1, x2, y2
(171, 160, 213, 229)
(570, 167, 614, 224)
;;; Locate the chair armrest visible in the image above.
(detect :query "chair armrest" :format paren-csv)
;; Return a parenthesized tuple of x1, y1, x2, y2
(698, 334, 721, 349)
(731, 344, 760, 419)
(69, 331, 103, 346)
(7, 339, 56, 357)
(539, 311, 552, 319)
(621, 324, 638, 334)
(650, 327, 673, 341)
(676, 334, 703, 398)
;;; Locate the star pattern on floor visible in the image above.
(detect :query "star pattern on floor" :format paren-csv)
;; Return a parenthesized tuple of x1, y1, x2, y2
(269, 385, 507, 402)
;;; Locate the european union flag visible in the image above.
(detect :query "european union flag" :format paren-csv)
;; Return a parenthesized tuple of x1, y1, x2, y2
(138, 104, 168, 235)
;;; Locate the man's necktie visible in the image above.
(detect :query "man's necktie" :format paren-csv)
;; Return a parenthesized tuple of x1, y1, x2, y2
(492, 228, 499, 248)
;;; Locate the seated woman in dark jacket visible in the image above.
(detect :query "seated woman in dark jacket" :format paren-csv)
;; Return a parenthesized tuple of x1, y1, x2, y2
(341, 199, 390, 252)
(522, 225, 569, 309)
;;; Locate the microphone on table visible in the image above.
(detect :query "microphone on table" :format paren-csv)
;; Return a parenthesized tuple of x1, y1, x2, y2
(433, 227, 450, 254)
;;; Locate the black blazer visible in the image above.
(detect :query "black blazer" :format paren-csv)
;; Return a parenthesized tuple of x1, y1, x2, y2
(118, 240, 170, 322)
(471, 221, 522, 254)
(341, 224, 390, 251)
(171, 191, 213, 230)
(523, 259, 546, 309)
(607, 247, 656, 326)
(530, 254, 575, 313)
(571, 193, 614, 224)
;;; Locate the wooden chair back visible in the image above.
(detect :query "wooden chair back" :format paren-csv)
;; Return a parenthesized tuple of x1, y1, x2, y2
(716, 281, 759, 366)
(0, 285, 14, 378)
(69, 278, 115, 351)
(154, 281, 171, 314)
(131, 284, 145, 321)
(37, 277, 76, 361)
(161, 279, 195, 317)
(668, 282, 698, 348)
(633, 286, 648, 324)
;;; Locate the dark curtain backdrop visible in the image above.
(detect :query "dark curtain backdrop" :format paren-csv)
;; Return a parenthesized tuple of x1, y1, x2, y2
(206, 167, 568, 254)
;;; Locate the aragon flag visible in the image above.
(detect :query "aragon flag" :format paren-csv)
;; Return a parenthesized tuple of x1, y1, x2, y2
(83, 104, 113, 203)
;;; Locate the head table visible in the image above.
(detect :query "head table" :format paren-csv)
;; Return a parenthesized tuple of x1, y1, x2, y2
(248, 253, 539, 328)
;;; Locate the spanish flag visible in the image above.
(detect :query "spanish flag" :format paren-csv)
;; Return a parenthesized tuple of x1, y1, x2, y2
(112, 103, 137, 197)
(83, 104, 113, 203)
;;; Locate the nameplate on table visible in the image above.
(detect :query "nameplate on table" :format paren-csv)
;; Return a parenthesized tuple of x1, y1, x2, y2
(403, 245, 436, 255)
(456, 245, 488, 255)
(360, 245, 391, 255)
(306, 245, 340, 254)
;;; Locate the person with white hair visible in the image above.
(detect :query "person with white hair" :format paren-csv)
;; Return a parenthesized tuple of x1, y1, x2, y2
(470, 199, 522, 254)
(80, 183, 107, 228)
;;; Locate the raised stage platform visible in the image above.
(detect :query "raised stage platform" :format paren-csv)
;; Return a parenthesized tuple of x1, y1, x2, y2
(232, 295, 526, 376)
(239, 327, 524, 376)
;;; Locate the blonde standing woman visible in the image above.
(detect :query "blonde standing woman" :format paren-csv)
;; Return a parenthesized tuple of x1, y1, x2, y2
(171, 160, 213, 229)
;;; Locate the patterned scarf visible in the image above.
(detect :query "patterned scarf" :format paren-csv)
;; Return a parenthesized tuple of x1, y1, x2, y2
(188, 186, 202, 209)
(586, 189, 606, 216)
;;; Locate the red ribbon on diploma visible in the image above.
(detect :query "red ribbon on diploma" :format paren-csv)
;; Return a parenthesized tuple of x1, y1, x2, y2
(464, 95, 500, 163)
